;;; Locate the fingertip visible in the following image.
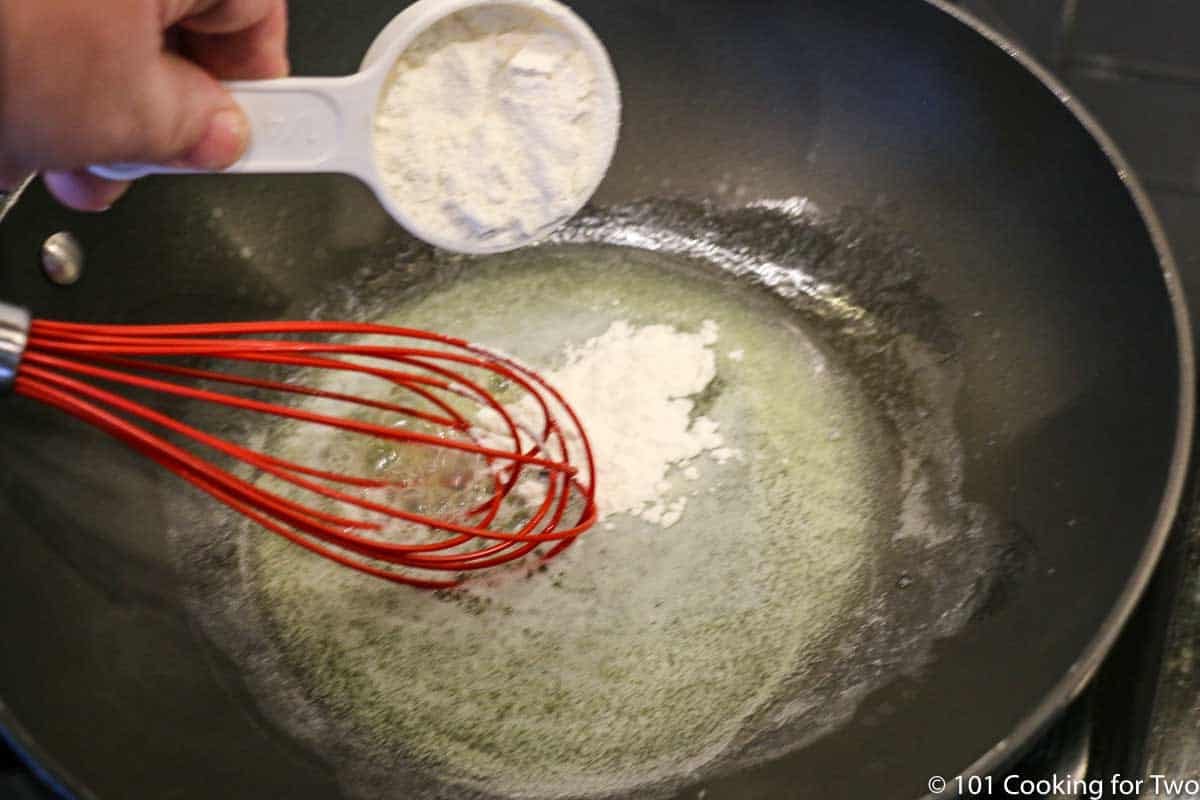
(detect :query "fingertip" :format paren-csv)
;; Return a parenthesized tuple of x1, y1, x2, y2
(180, 107, 250, 170)
(43, 171, 131, 212)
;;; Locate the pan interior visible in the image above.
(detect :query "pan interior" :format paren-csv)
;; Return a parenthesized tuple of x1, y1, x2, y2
(169, 199, 1006, 799)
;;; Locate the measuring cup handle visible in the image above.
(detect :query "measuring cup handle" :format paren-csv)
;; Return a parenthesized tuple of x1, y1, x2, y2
(90, 74, 377, 181)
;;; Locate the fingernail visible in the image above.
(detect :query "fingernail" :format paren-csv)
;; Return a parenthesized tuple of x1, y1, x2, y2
(185, 108, 250, 171)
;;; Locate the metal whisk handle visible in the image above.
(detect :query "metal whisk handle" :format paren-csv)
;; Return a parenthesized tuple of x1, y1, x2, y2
(0, 301, 30, 394)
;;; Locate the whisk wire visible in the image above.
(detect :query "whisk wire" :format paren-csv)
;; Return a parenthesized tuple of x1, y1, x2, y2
(13, 318, 597, 588)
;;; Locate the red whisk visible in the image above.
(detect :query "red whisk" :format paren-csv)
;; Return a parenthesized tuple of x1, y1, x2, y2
(0, 301, 597, 589)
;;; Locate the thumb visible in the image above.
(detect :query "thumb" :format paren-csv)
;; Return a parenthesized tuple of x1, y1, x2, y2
(135, 51, 250, 170)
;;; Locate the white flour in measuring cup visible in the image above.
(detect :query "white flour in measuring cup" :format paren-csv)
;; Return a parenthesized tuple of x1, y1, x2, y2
(373, 5, 619, 251)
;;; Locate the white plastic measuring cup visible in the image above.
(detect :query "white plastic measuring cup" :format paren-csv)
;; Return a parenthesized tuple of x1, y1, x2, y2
(92, 0, 621, 254)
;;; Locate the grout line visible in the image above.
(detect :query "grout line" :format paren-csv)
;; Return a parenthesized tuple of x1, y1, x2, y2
(1054, 0, 1081, 76)
(1066, 52, 1200, 88)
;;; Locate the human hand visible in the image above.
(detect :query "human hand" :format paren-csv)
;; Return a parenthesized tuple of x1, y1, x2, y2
(0, 0, 288, 211)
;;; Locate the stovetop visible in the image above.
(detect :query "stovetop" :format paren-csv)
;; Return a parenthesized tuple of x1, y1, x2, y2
(3, 1, 1200, 797)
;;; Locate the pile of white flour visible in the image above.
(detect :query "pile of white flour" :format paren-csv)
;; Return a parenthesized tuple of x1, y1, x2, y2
(373, 6, 611, 250)
(480, 320, 737, 529)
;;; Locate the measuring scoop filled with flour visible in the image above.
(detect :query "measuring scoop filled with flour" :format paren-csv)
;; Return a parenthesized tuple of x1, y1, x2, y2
(92, 0, 622, 254)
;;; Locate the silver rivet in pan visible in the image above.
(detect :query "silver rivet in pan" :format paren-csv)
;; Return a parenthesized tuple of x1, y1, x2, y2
(41, 231, 84, 285)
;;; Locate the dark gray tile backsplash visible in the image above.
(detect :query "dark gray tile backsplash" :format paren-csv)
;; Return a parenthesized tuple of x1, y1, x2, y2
(1072, 0, 1200, 73)
(967, 0, 1200, 324)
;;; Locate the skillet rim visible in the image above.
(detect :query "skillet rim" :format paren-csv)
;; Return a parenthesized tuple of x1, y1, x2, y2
(922, 0, 1196, 793)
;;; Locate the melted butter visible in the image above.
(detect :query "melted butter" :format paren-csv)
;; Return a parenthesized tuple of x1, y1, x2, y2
(170, 201, 1003, 800)
(252, 247, 888, 796)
